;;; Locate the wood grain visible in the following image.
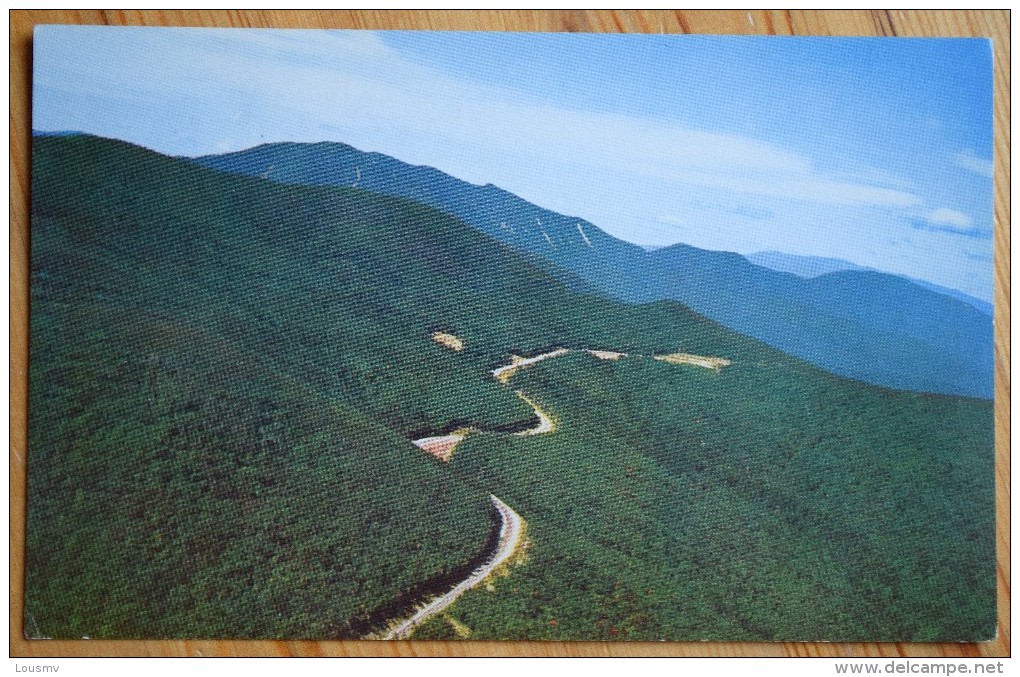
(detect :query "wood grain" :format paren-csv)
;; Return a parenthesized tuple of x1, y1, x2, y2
(9, 9, 1010, 658)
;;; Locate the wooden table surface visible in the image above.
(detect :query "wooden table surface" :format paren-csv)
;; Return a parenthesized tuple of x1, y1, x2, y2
(9, 9, 1011, 658)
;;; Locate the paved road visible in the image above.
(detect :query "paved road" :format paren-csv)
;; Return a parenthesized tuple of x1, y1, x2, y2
(512, 391, 555, 435)
(491, 348, 570, 382)
(387, 344, 731, 638)
(382, 495, 524, 640)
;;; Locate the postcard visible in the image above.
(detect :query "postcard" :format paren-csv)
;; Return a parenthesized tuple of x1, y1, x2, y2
(27, 26, 995, 641)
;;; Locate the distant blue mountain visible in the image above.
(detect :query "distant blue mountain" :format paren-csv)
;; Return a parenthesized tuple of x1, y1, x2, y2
(745, 251, 865, 278)
(32, 130, 86, 137)
(193, 142, 993, 399)
(909, 279, 993, 316)
(747, 250, 993, 316)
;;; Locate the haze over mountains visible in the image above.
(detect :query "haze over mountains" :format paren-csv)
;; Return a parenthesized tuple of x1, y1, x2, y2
(744, 251, 866, 278)
(746, 251, 994, 317)
(195, 141, 994, 399)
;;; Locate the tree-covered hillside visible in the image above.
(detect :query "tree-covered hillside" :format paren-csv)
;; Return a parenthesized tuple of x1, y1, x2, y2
(26, 134, 773, 638)
(27, 134, 994, 640)
(416, 353, 994, 641)
(195, 141, 994, 399)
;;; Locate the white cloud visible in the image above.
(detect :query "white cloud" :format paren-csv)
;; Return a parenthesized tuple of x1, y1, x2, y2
(954, 150, 994, 178)
(35, 27, 925, 212)
(928, 208, 973, 228)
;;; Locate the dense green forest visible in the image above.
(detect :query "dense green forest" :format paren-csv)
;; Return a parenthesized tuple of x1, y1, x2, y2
(26, 134, 994, 640)
(415, 354, 993, 640)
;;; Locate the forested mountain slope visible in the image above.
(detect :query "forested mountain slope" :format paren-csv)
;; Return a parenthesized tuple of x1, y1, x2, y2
(195, 141, 993, 399)
(27, 134, 994, 640)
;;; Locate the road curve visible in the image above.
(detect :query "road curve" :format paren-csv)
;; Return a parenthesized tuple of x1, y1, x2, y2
(513, 391, 555, 435)
(491, 348, 571, 383)
(382, 494, 524, 640)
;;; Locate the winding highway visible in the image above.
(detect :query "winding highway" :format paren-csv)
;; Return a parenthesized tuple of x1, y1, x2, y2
(382, 343, 731, 638)
(411, 349, 569, 460)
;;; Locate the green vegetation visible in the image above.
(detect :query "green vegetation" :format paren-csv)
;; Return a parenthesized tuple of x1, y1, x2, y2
(27, 305, 492, 637)
(418, 354, 994, 641)
(27, 134, 994, 640)
(198, 141, 994, 399)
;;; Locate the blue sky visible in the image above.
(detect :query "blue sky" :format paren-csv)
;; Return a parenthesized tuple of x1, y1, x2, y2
(33, 26, 994, 301)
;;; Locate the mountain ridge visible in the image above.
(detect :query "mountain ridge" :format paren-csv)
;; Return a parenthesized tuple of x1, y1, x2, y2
(193, 140, 994, 399)
(27, 134, 994, 641)
(746, 250, 993, 316)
